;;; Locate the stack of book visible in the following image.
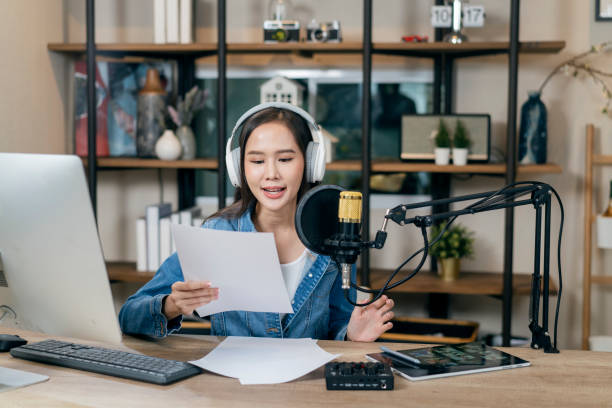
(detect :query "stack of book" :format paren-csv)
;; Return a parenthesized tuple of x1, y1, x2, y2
(136, 203, 206, 272)
(154, 0, 193, 44)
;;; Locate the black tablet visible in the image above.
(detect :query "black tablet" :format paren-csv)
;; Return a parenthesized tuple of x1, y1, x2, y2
(366, 342, 530, 381)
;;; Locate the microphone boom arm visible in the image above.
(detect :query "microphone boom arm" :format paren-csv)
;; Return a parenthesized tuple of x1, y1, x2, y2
(356, 183, 560, 354)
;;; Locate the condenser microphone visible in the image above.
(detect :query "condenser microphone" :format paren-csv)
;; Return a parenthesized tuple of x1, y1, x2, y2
(336, 191, 362, 289)
(295, 185, 365, 290)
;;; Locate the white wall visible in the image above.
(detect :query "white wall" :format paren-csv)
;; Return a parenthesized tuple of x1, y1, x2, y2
(0, 0, 68, 153)
(2, 0, 612, 349)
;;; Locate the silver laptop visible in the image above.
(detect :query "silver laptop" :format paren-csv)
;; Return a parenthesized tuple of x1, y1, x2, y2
(0, 153, 122, 344)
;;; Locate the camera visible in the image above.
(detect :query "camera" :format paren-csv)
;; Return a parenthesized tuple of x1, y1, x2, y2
(306, 20, 342, 43)
(263, 20, 300, 43)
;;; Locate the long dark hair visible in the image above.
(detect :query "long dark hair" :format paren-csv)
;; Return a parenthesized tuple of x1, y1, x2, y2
(209, 107, 318, 221)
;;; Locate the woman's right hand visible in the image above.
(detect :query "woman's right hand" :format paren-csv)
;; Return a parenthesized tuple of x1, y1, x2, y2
(163, 281, 219, 320)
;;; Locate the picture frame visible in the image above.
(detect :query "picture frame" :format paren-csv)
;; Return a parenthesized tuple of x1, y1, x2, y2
(74, 59, 178, 157)
(596, 0, 612, 21)
(400, 114, 490, 162)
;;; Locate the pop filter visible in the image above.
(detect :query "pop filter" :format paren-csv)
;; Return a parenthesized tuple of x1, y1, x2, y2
(295, 184, 345, 255)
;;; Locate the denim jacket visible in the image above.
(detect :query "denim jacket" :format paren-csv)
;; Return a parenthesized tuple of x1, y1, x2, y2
(118, 207, 356, 340)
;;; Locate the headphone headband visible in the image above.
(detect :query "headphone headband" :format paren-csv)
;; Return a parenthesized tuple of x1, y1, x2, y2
(225, 102, 326, 188)
(227, 102, 323, 152)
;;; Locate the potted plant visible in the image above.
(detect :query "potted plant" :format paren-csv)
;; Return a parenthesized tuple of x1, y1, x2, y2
(168, 86, 207, 160)
(430, 221, 474, 281)
(433, 119, 451, 165)
(452, 119, 471, 166)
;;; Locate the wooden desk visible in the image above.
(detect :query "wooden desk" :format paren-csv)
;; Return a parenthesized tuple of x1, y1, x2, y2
(1, 329, 611, 407)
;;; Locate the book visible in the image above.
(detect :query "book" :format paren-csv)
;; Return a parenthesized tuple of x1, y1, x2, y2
(153, 0, 166, 43)
(170, 212, 180, 253)
(146, 203, 172, 271)
(136, 217, 147, 272)
(179, 0, 193, 44)
(160, 216, 172, 263)
(365, 342, 530, 381)
(179, 205, 202, 226)
(166, 0, 180, 43)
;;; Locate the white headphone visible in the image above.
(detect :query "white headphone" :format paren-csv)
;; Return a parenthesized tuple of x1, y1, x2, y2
(225, 102, 327, 188)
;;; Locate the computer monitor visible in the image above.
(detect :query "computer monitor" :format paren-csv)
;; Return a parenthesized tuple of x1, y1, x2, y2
(0, 153, 122, 344)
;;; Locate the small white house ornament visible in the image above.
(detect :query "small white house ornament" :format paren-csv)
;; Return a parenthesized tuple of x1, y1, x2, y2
(260, 76, 304, 106)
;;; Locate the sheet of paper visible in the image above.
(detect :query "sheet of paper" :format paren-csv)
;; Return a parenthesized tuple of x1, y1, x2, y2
(0, 366, 48, 392)
(172, 224, 293, 317)
(189, 336, 340, 385)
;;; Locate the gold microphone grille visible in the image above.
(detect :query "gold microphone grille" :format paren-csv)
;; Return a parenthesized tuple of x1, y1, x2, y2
(338, 191, 362, 222)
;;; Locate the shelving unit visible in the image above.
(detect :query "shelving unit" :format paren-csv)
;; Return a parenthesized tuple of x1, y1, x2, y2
(582, 124, 612, 350)
(50, 0, 564, 346)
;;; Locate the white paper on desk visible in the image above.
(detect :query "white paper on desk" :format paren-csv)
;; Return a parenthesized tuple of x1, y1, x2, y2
(172, 224, 293, 317)
(0, 366, 49, 392)
(189, 336, 340, 385)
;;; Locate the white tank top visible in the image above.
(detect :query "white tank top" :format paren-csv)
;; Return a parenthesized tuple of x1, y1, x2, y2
(280, 250, 308, 318)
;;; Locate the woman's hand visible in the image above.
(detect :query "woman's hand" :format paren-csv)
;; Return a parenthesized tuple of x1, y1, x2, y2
(163, 281, 219, 320)
(346, 295, 395, 342)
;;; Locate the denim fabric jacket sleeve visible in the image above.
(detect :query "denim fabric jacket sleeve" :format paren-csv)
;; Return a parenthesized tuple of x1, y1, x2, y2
(118, 207, 356, 340)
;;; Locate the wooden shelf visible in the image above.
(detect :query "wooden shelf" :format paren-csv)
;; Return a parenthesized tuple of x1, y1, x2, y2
(593, 155, 612, 165)
(328, 160, 562, 174)
(82, 157, 561, 174)
(107, 261, 558, 297)
(373, 41, 565, 57)
(368, 269, 557, 296)
(48, 41, 564, 57)
(228, 42, 363, 53)
(81, 157, 218, 169)
(592, 276, 612, 285)
(107, 262, 154, 282)
(48, 42, 218, 56)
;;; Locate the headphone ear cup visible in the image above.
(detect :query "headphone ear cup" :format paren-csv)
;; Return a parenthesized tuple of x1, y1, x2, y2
(305, 142, 316, 182)
(227, 147, 242, 188)
(305, 141, 325, 183)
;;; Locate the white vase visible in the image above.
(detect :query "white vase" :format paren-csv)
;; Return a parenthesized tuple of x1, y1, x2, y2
(453, 148, 469, 166)
(434, 147, 450, 165)
(155, 130, 182, 161)
(176, 125, 196, 160)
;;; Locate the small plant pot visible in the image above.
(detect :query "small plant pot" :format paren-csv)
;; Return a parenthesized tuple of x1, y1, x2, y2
(438, 258, 460, 282)
(434, 148, 450, 165)
(452, 148, 469, 166)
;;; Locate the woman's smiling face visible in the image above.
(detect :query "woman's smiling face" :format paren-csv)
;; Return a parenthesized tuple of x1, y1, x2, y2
(243, 121, 305, 213)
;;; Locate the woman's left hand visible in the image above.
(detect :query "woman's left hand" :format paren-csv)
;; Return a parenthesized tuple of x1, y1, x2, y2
(346, 295, 395, 342)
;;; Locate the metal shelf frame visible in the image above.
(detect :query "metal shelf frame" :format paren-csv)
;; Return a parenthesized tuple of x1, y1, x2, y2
(82, 0, 528, 346)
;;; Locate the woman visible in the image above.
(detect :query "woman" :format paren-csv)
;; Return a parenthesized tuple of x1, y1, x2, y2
(119, 103, 395, 341)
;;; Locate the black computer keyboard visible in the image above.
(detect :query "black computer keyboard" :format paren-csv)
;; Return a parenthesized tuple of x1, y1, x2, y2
(10, 339, 202, 385)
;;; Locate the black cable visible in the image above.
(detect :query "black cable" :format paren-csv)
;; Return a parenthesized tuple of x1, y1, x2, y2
(342, 224, 430, 307)
(345, 183, 515, 305)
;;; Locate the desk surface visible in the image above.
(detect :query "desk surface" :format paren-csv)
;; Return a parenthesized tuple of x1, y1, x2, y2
(1, 329, 611, 407)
